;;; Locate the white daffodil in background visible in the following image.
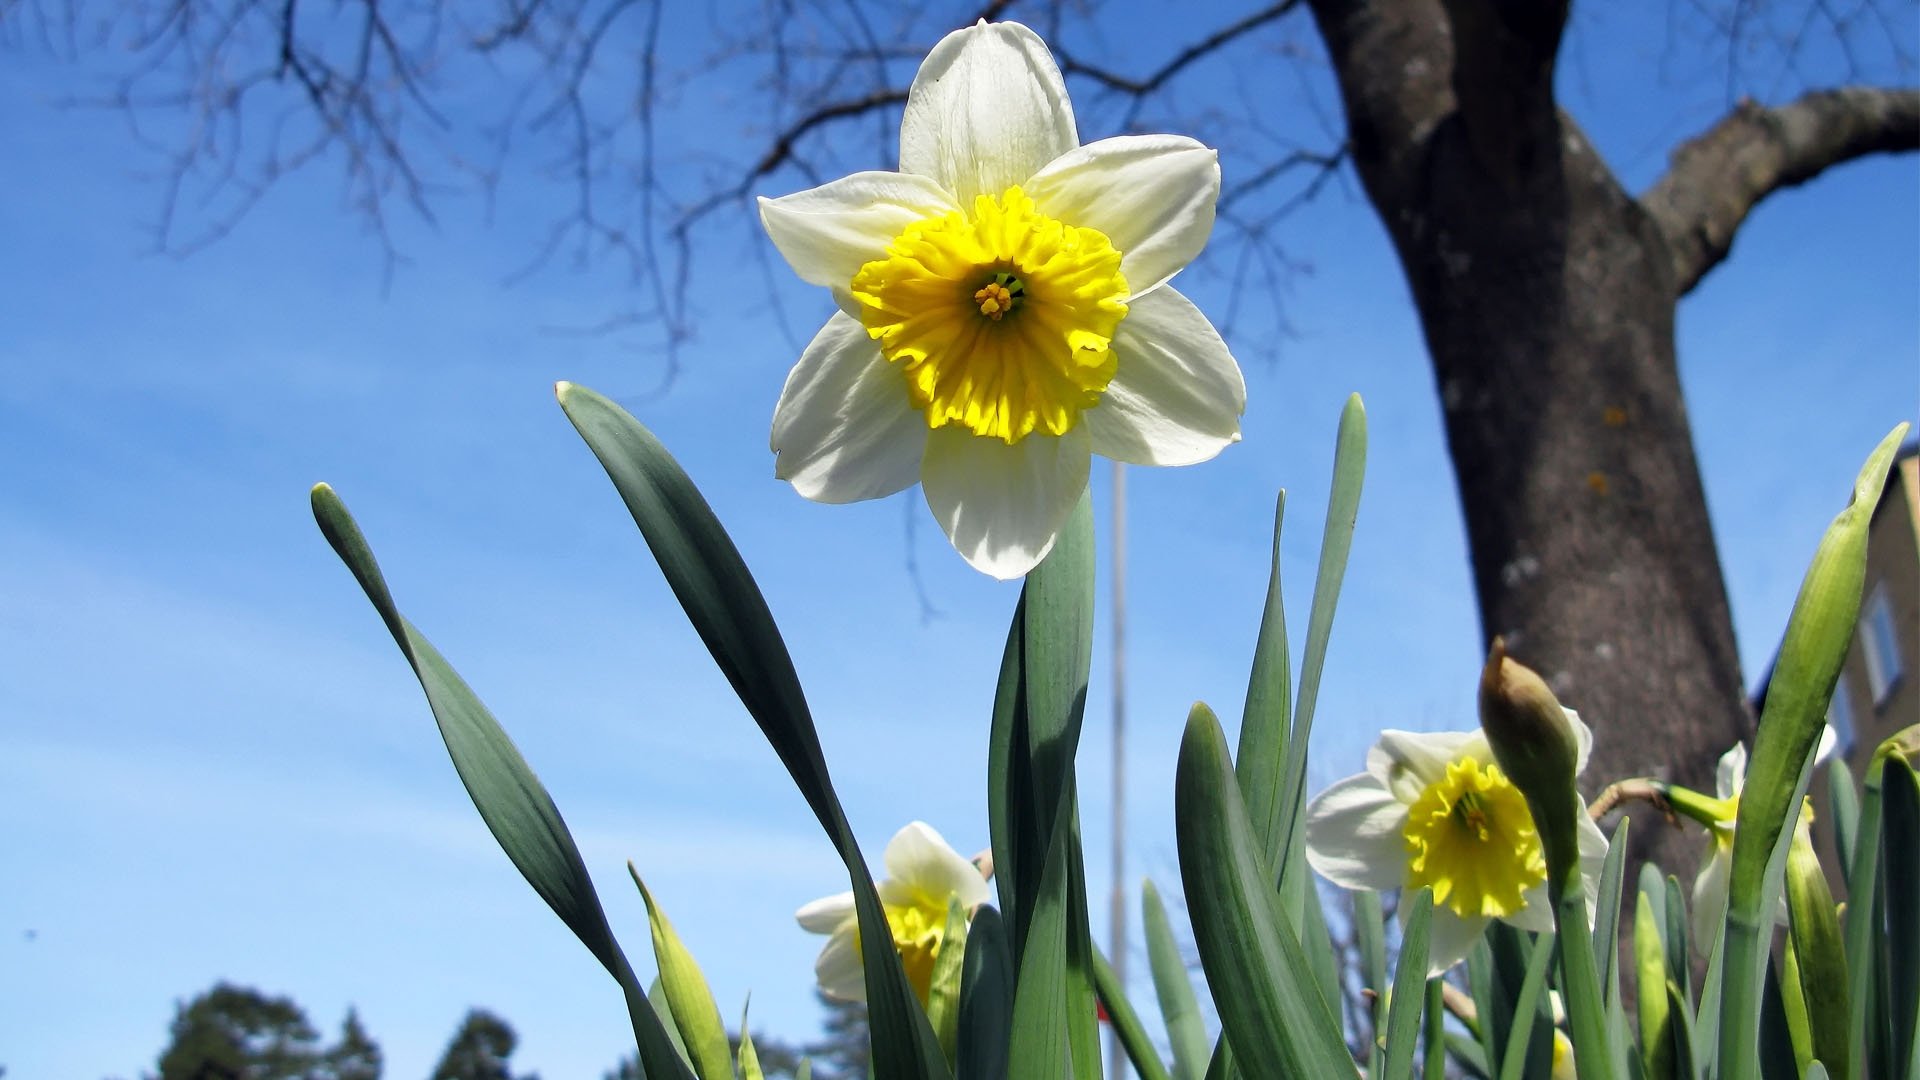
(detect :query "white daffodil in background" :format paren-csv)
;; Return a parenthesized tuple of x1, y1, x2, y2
(797, 821, 991, 1004)
(1305, 716, 1610, 975)
(759, 20, 1246, 579)
(1680, 727, 1834, 945)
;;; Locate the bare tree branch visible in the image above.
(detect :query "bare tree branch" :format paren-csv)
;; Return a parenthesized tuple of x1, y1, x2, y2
(1643, 85, 1919, 294)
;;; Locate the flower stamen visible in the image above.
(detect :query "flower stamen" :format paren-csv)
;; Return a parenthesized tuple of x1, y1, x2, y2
(851, 186, 1129, 444)
(973, 272, 1024, 320)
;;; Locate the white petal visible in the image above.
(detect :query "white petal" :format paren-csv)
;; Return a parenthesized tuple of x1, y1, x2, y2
(920, 425, 1091, 579)
(1024, 135, 1220, 296)
(771, 313, 927, 504)
(1692, 841, 1731, 948)
(1716, 742, 1748, 800)
(1814, 723, 1839, 767)
(1423, 908, 1492, 977)
(899, 21, 1077, 204)
(1084, 286, 1245, 466)
(796, 891, 858, 934)
(1565, 708, 1594, 776)
(1505, 885, 1556, 934)
(813, 922, 868, 1003)
(1303, 773, 1409, 892)
(883, 821, 991, 911)
(1575, 810, 1610, 925)
(1367, 729, 1486, 805)
(759, 172, 961, 290)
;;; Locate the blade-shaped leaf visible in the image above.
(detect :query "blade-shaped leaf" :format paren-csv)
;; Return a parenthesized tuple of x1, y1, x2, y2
(1379, 888, 1433, 1080)
(633, 868, 733, 1080)
(1144, 878, 1209, 1080)
(1274, 393, 1366, 869)
(1235, 489, 1292, 868)
(927, 896, 970, 1068)
(311, 484, 693, 1080)
(956, 906, 1013, 1080)
(1175, 703, 1356, 1076)
(1092, 947, 1173, 1080)
(556, 384, 947, 1079)
(1498, 930, 1558, 1080)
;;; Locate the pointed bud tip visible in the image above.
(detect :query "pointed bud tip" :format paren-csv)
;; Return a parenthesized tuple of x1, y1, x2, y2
(1478, 640, 1580, 799)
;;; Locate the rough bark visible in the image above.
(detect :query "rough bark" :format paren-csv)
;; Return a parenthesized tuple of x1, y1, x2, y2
(1307, 0, 1749, 800)
(1644, 86, 1920, 295)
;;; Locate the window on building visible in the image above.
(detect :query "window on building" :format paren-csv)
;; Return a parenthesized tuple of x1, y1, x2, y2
(1828, 681, 1856, 756)
(1861, 583, 1903, 706)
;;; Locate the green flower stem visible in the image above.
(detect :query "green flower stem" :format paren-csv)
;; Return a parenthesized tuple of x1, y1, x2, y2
(1545, 805, 1615, 1080)
(1655, 783, 1733, 833)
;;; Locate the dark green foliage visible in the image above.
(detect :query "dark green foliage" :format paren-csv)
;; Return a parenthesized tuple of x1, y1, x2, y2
(319, 1011, 381, 1080)
(805, 990, 870, 1080)
(151, 982, 380, 1080)
(428, 1011, 531, 1080)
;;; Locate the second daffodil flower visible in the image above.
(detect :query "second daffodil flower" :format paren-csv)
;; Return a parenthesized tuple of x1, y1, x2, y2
(797, 821, 990, 1004)
(1305, 717, 1609, 975)
(759, 20, 1246, 579)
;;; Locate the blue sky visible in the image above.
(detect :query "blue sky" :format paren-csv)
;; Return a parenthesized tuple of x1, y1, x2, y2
(2, 3, 1915, 1077)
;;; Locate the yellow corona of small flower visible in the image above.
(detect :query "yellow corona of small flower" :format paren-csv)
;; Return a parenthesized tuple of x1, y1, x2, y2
(759, 20, 1246, 579)
(796, 821, 990, 1004)
(1304, 719, 1609, 975)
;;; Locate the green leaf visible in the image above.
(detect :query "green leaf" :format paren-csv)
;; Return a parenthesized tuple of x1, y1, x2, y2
(1354, 889, 1388, 1075)
(1828, 754, 1861, 883)
(986, 494, 1095, 970)
(1595, 816, 1632, 986)
(1379, 888, 1433, 1080)
(1274, 393, 1366, 869)
(649, 977, 693, 1069)
(1143, 879, 1208, 1080)
(926, 896, 969, 1069)
(1661, 875, 1693, 1010)
(956, 906, 1013, 1080)
(310, 484, 693, 1080)
(1783, 830, 1849, 1078)
(985, 497, 1098, 1080)
(555, 384, 947, 1079)
(632, 869, 733, 1080)
(739, 1000, 764, 1080)
(1008, 793, 1076, 1078)
(1720, 424, 1908, 1080)
(1235, 489, 1292, 870)
(1841, 749, 1887, 1080)
(1092, 947, 1173, 1080)
(1497, 930, 1558, 1080)
(1175, 703, 1356, 1076)
(1063, 811, 1101, 1080)
(1442, 1029, 1489, 1080)
(1879, 746, 1919, 1078)
(1637, 890, 1675, 1080)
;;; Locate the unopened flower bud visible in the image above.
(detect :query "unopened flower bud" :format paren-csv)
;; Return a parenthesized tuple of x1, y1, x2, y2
(1478, 637, 1580, 800)
(1479, 638, 1585, 897)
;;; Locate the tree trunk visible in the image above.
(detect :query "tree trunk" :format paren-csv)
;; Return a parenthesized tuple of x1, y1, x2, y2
(1308, 0, 1754, 801)
(1394, 114, 1753, 794)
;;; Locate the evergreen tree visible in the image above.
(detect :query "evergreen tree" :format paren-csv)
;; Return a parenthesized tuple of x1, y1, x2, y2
(428, 1011, 531, 1080)
(803, 992, 869, 1080)
(147, 983, 381, 1080)
(153, 983, 322, 1080)
(317, 1010, 381, 1080)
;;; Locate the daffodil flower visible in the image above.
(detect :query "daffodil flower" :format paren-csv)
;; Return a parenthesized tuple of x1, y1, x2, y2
(1680, 727, 1833, 946)
(1305, 718, 1609, 975)
(796, 821, 990, 1004)
(759, 20, 1246, 579)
